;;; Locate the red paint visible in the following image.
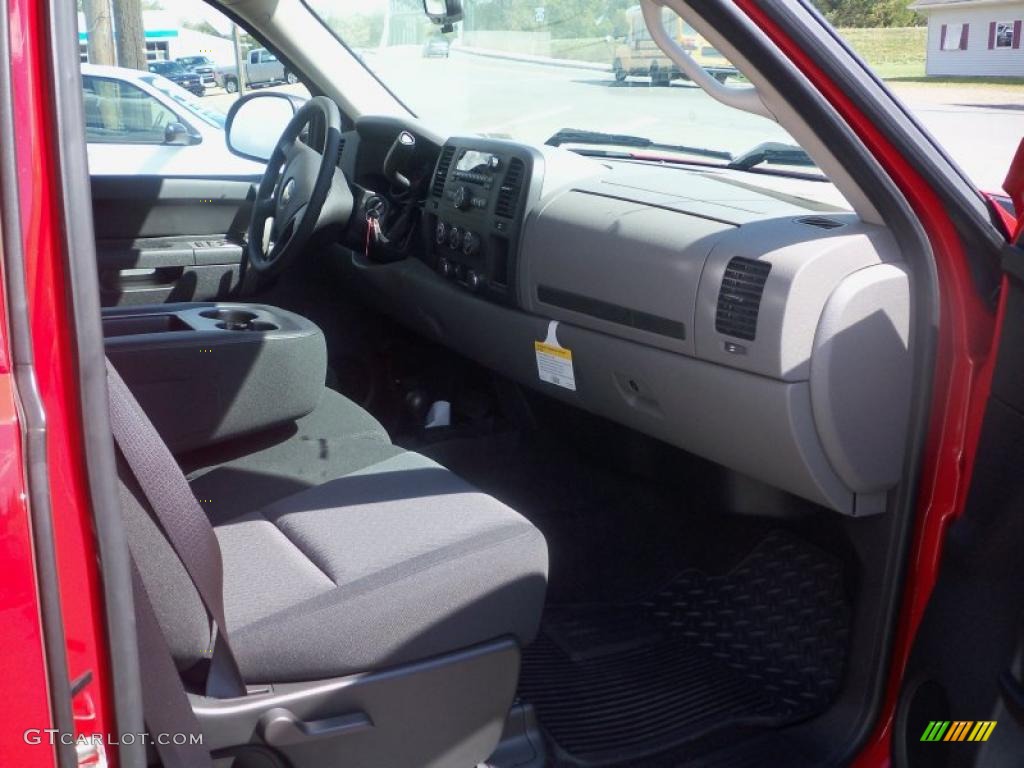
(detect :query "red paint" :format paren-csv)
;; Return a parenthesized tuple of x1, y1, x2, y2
(0, 290, 56, 764)
(957, 272, 1009, 519)
(732, 3, 1001, 765)
(8, 0, 117, 763)
(1002, 138, 1024, 239)
(981, 192, 1017, 237)
(1003, 138, 1024, 217)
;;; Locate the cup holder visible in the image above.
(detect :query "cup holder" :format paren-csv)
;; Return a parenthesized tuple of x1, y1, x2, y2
(200, 308, 278, 332)
(218, 320, 278, 332)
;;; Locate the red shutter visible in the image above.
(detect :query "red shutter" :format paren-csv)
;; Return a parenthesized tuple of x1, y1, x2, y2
(989, 21, 997, 49)
(940, 23, 947, 50)
(1014, 20, 1022, 49)
(960, 23, 970, 50)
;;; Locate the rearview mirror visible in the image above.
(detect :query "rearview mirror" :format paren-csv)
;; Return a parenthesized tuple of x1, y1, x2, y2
(225, 92, 299, 162)
(423, 0, 462, 32)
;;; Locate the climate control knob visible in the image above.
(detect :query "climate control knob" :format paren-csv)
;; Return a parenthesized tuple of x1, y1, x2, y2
(462, 231, 480, 257)
(435, 220, 448, 245)
(466, 270, 483, 292)
(437, 257, 453, 278)
(448, 226, 461, 250)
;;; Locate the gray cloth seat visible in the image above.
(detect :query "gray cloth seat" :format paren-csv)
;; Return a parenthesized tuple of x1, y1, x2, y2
(215, 451, 548, 682)
(120, 384, 548, 685)
(181, 388, 405, 524)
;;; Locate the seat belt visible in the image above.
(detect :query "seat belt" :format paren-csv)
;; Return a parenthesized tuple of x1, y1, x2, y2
(131, 556, 214, 768)
(106, 359, 246, 699)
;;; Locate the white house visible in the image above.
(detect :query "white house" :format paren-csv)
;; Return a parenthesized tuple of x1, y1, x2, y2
(78, 11, 237, 66)
(911, 0, 1024, 76)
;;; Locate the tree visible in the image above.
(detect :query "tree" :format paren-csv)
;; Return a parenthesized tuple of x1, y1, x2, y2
(82, 0, 116, 65)
(811, 0, 924, 28)
(112, 0, 148, 70)
(320, 9, 386, 48)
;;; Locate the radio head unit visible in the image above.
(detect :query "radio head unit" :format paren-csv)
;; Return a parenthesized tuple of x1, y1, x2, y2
(425, 138, 540, 306)
(455, 150, 501, 177)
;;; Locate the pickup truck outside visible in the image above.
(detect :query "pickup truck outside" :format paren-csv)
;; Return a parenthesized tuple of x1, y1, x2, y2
(613, 6, 737, 85)
(176, 55, 218, 88)
(217, 48, 299, 93)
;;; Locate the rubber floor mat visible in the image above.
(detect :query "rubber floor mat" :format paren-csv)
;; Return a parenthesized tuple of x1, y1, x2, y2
(517, 531, 851, 766)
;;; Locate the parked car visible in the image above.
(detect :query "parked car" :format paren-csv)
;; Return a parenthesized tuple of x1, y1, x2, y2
(217, 47, 299, 93)
(423, 35, 451, 58)
(81, 64, 264, 177)
(176, 54, 219, 88)
(146, 59, 205, 96)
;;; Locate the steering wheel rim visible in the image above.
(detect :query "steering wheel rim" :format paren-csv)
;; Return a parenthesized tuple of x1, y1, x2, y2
(247, 96, 342, 276)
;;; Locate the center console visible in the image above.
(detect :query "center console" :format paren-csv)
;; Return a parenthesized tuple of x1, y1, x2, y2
(103, 302, 327, 454)
(424, 138, 540, 306)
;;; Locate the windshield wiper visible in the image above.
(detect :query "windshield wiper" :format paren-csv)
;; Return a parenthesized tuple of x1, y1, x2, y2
(545, 130, 823, 180)
(545, 128, 732, 162)
(728, 141, 815, 171)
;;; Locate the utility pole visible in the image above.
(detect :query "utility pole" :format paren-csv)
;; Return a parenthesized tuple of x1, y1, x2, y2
(232, 24, 248, 96)
(112, 0, 148, 70)
(82, 0, 116, 65)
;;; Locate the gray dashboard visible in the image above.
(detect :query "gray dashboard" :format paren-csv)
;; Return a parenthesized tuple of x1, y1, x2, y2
(342, 134, 911, 517)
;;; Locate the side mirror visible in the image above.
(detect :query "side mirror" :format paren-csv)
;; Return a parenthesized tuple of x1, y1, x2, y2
(225, 92, 299, 162)
(423, 0, 462, 32)
(163, 122, 198, 146)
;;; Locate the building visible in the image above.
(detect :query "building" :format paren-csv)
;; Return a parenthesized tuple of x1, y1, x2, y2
(911, 0, 1024, 76)
(78, 11, 236, 66)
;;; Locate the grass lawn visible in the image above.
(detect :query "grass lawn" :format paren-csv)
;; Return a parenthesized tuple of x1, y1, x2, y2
(828, 27, 1024, 89)
(549, 37, 616, 64)
(886, 74, 1024, 86)
(545, 27, 1024, 91)
(546, 28, 931, 78)
(837, 26, 927, 79)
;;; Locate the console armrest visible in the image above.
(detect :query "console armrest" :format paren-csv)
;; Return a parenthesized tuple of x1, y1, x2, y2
(104, 302, 326, 454)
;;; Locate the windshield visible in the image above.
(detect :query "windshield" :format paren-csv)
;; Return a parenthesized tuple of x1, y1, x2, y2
(141, 74, 226, 129)
(151, 61, 186, 75)
(306, 1, 801, 168)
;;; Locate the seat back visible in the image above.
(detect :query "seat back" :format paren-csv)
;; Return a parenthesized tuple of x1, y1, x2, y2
(109, 358, 239, 689)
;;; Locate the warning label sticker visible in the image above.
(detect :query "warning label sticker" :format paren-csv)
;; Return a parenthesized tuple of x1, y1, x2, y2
(535, 322, 576, 391)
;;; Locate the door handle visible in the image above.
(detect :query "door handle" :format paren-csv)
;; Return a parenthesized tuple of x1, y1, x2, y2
(259, 707, 373, 747)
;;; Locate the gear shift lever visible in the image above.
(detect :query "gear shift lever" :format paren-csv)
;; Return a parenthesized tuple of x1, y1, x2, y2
(382, 130, 416, 191)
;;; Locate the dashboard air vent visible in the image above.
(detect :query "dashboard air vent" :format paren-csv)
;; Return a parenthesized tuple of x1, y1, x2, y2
(495, 158, 525, 219)
(797, 216, 843, 230)
(715, 257, 771, 341)
(432, 146, 455, 197)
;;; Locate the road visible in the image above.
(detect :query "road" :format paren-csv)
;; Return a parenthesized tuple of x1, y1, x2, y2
(207, 47, 1022, 194)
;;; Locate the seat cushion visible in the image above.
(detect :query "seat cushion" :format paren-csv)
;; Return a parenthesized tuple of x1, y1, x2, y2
(126, 384, 548, 682)
(182, 388, 404, 524)
(215, 451, 548, 683)
(215, 454, 548, 684)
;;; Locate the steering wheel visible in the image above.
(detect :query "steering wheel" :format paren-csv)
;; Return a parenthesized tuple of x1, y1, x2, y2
(247, 96, 343, 276)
